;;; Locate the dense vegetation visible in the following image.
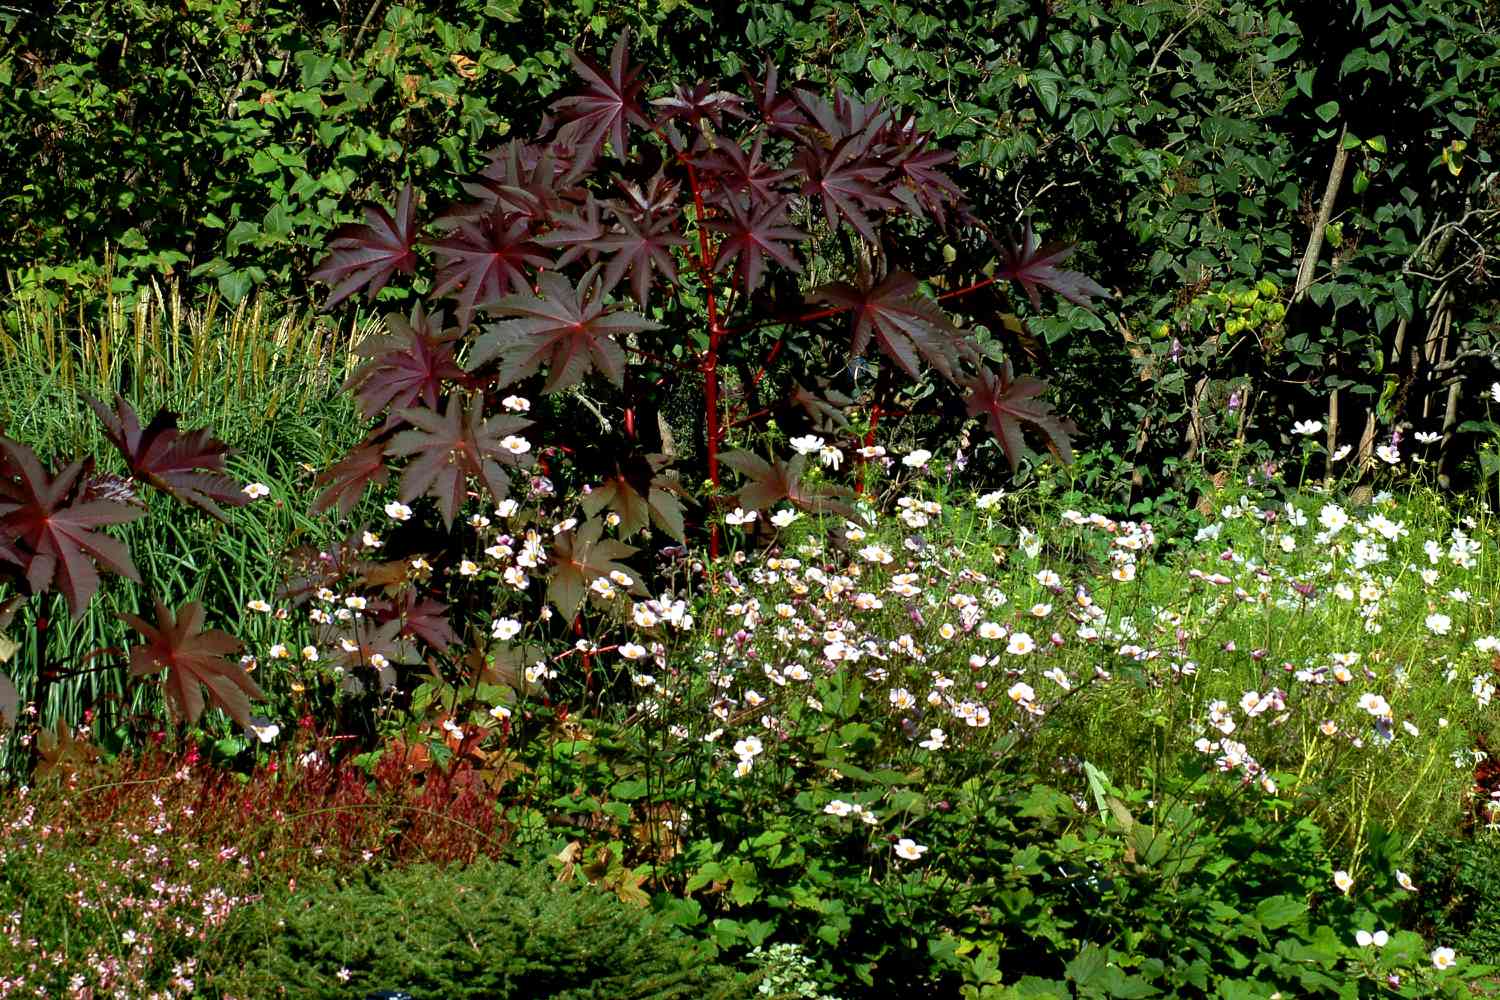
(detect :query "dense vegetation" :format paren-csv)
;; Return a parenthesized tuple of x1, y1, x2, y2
(1, 2, 1499, 998)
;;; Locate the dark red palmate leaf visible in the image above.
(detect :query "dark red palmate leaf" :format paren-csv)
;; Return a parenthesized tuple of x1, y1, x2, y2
(550, 30, 648, 168)
(795, 138, 899, 244)
(343, 304, 468, 420)
(121, 597, 262, 729)
(86, 395, 246, 521)
(547, 517, 643, 615)
(469, 269, 660, 393)
(534, 197, 605, 269)
(592, 211, 689, 308)
(962, 362, 1078, 473)
(746, 60, 809, 135)
(386, 394, 531, 527)
(0, 439, 143, 618)
(427, 208, 552, 330)
(311, 183, 419, 309)
(314, 617, 416, 690)
(695, 135, 794, 209)
(995, 220, 1111, 310)
(651, 81, 746, 130)
(377, 589, 459, 651)
(311, 439, 392, 517)
(707, 198, 806, 294)
(719, 450, 854, 517)
(580, 454, 686, 542)
(810, 271, 965, 380)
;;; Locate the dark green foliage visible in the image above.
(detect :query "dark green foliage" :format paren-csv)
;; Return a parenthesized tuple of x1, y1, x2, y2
(221, 856, 755, 1000)
(1410, 832, 1500, 964)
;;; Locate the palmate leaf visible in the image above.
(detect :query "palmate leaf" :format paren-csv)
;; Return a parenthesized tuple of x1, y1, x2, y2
(550, 30, 648, 168)
(719, 450, 854, 517)
(311, 439, 392, 517)
(35, 715, 99, 780)
(650, 80, 746, 130)
(995, 220, 1111, 310)
(427, 208, 552, 330)
(592, 211, 689, 308)
(376, 590, 459, 651)
(695, 135, 794, 209)
(547, 517, 644, 616)
(122, 597, 262, 729)
(810, 271, 965, 380)
(746, 60, 809, 135)
(314, 617, 417, 691)
(344, 303, 468, 420)
(386, 394, 532, 527)
(0, 439, 143, 618)
(534, 197, 605, 269)
(311, 183, 420, 309)
(471, 140, 580, 224)
(962, 362, 1078, 473)
(86, 395, 246, 521)
(707, 198, 806, 294)
(887, 117, 964, 225)
(468, 269, 660, 393)
(580, 453, 686, 542)
(794, 137, 899, 244)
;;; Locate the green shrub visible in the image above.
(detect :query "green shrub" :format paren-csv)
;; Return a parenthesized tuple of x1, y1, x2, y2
(219, 856, 755, 1000)
(1410, 828, 1500, 964)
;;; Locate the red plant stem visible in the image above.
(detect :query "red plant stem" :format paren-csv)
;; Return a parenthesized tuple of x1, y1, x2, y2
(937, 275, 998, 301)
(678, 152, 724, 558)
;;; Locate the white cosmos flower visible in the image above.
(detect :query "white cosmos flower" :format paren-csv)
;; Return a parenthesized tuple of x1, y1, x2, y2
(819, 445, 843, 469)
(1333, 870, 1354, 893)
(1332, 444, 1353, 461)
(733, 735, 764, 759)
(1396, 869, 1417, 892)
(384, 501, 413, 521)
(976, 490, 1005, 509)
(902, 449, 932, 468)
(894, 838, 928, 860)
(1355, 929, 1389, 947)
(1006, 632, 1035, 655)
(1376, 443, 1401, 464)
(1426, 612, 1452, 635)
(770, 508, 800, 528)
(500, 435, 531, 455)
(824, 799, 853, 817)
(725, 508, 758, 525)
(1432, 946, 1457, 970)
(1490, 382, 1500, 404)
(1415, 430, 1442, 444)
(1293, 419, 1324, 436)
(502, 395, 531, 412)
(788, 434, 824, 455)
(242, 482, 271, 499)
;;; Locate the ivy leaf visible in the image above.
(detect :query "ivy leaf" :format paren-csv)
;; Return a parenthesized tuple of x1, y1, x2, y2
(810, 271, 964, 380)
(719, 450, 854, 517)
(551, 30, 648, 168)
(468, 269, 660, 393)
(86, 395, 246, 521)
(427, 208, 552, 330)
(121, 597, 263, 729)
(707, 198, 806, 294)
(547, 518, 643, 616)
(962, 362, 1078, 472)
(343, 304, 468, 420)
(995, 220, 1110, 310)
(310, 439, 392, 518)
(0, 439, 143, 619)
(592, 211, 689, 308)
(580, 454, 686, 542)
(310, 183, 419, 309)
(386, 395, 532, 526)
